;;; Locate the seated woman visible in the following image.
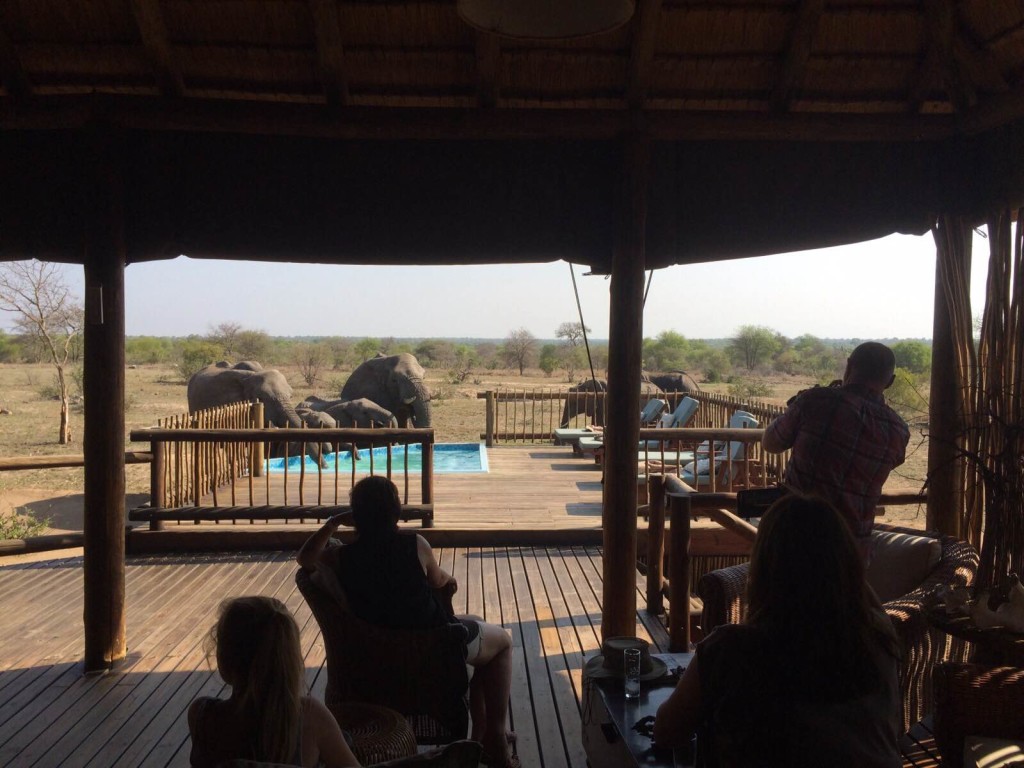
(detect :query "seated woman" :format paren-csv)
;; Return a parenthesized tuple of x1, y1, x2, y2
(188, 596, 360, 768)
(654, 494, 902, 768)
(297, 476, 519, 768)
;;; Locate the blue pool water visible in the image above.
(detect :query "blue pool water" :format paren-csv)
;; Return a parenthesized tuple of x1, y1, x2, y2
(265, 442, 489, 474)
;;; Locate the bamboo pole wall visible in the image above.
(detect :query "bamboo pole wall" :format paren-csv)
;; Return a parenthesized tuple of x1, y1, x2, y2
(936, 211, 1024, 591)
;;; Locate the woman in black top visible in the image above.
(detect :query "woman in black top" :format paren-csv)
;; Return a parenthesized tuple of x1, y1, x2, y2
(298, 476, 518, 768)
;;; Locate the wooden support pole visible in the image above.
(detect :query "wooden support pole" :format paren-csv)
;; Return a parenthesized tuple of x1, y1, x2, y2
(602, 134, 650, 641)
(150, 441, 165, 532)
(82, 126, 127, 672)
(927, 223, 968, 536)
(646, 474, 666, 615)
(485, 391, 495, 447)
(667, 492, 692, 652)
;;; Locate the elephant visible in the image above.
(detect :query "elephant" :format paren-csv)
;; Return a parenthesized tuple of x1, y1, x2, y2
(559, 378, 665, 428)
(187, 361, 324, 462)
(340, 353, 431, 428)
(643, 371, 699, 394)
(299, 396, 397, 429)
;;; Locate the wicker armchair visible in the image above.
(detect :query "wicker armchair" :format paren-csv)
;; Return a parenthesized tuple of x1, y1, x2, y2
(697, 524, 979, 733)
(933, 663, 1024, 768)
(296, 567, 471, 745)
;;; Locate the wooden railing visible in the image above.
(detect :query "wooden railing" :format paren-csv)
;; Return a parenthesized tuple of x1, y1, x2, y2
(128, 426, 435, 529)
(645, 475, 929, 651)
(477, 387, 786, 445)
(150, 401, 264, 509)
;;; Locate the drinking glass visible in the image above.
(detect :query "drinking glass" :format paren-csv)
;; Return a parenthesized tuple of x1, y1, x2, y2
(624, 648, 641, 700)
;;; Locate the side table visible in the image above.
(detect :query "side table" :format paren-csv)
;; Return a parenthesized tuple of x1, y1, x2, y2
(925, 606, 1024, 667)
(331, 701, 418, 764)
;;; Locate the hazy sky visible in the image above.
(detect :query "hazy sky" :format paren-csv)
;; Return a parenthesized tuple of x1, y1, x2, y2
(4, 229, 993, 341)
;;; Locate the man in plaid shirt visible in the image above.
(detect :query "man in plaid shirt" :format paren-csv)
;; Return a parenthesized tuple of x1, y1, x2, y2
(762, 342, 910, 559)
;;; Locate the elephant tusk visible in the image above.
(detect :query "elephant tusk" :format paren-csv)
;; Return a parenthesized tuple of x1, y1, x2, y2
(403, 396, 416, 404)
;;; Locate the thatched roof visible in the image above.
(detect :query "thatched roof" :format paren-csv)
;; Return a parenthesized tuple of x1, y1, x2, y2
(2, 1, 1024, 271)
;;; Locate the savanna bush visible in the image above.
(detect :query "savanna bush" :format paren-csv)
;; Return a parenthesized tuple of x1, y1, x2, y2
(727, 378, 775, 400)
(886, 367, 929, 423)
(0, 506, 48, 540)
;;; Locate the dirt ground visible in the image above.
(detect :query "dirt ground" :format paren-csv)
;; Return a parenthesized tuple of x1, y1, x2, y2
(0, 363, 928, 534)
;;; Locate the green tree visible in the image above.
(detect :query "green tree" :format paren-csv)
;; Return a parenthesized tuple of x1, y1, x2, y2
(0, 329, 16, 362)
(643, 330, 689, 371)
(502, 328, 537, 375)
(175, 338, 222, 382)
(443, 344, 477, 383)
(538, 343, 558, 376)
(353, 337, 381, 363)
(125, 336, 171, 364)
(234, 329, 271, 362)
(728, 325, 782, 370)
(891, 340, 932, 375)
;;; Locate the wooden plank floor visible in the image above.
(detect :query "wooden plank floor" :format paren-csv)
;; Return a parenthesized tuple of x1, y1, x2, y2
(0, 546, 670, 768)
(189, 444, 607, 529)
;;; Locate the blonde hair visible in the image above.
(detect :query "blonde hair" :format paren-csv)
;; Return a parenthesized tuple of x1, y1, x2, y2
(209, 596, 305, 762)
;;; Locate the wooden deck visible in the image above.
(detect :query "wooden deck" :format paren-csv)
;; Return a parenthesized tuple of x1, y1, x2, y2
(0, 545, 669, 768)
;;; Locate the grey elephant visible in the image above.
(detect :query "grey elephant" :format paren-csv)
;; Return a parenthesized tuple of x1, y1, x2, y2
(340, 353, 431, 428)
(560, 378, 665, 428)
(643, 371, 699, 394)
(187, 361, 324, 462)
(299, 396, 397, 429)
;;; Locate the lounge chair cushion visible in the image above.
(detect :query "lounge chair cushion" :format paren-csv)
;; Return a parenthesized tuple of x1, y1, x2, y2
(866, 530, 942, 604)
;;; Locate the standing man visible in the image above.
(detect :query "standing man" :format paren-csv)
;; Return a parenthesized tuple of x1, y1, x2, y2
(762, 341, 911, 559)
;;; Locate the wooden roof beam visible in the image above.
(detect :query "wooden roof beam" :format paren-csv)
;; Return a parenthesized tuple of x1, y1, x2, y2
(627, 0, 663, 110)
(308, 0, 350, 108)
(909, 0, 976, 114)
(0, 23, 31, 99)
(129, 0, 184, 98)
(475, 32, 500, 109)
(0, 95, 963, 142)
(771, 0, 824, 114)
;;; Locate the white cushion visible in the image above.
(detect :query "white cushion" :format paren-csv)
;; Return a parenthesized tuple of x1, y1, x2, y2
(964, 736, 1024, 768)
(866, 530, 942, 603)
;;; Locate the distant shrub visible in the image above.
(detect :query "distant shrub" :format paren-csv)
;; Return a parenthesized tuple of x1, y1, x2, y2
(886, 367, 929, 423)
(0, 506, 48, 540)
(728, 378, 775, 400)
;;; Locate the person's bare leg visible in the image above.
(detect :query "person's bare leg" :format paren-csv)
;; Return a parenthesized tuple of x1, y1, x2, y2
(466, 620, 514, 765)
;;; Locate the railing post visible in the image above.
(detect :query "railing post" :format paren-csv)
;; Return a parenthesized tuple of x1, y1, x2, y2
(646, 474, 666, 615)
(421, 439, 434, 528)
(667, 491, 692, 652)
(150, 441, 165, 531)
(251, 402, 265, 477)
(485, 391, 495, 447)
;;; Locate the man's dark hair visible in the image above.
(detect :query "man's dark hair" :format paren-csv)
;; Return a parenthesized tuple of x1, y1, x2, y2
(848, 342, 897, 388)
(349, 475, 401, 537)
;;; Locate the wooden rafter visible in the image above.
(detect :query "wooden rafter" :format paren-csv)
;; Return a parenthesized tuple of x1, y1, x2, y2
(129, 0, 183, 98)
(475, 32, 500, 109)
(0, 23, 30, 99)
(0, 94, 965, 142)
(953, 28, 1009, 94)
(627, 0, 663, 110)
(308, 0, 350, 108)
(909, 0, 976, 113)
(771, 0, 824, 114)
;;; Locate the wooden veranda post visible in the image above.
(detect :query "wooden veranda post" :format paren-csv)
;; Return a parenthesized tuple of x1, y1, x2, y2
(82, 127, 127, 672)
(927, 220, 969, 537)
(602, 134, 650, 640)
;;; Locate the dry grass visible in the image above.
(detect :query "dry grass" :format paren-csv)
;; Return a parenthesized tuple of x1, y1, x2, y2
(0, 362, 929, 532)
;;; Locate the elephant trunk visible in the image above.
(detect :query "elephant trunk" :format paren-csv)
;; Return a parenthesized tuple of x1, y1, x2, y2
(276, 400, 325, 464)
(412, 395, 432, 428)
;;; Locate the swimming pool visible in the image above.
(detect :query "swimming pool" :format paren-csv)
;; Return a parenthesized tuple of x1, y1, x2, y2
(265, 442, 489, 474)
